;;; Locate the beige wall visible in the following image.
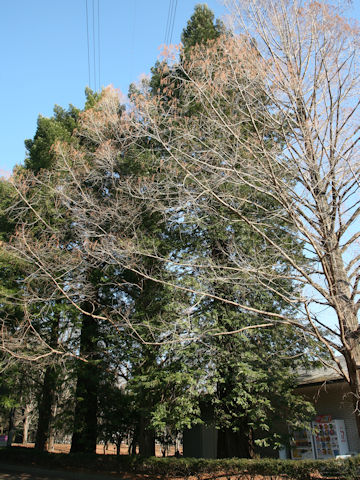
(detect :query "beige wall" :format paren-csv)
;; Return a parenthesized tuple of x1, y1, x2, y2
(297, 381, 360, 453)
(183, 381, 360, 458)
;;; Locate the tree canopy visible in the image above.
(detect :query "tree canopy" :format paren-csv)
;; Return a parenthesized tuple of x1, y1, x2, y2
(2, 1, 344, 457)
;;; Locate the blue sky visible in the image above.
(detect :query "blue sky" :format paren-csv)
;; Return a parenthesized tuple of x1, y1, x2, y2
(2, 1, 360, 178)
(1, 0, 226, 176)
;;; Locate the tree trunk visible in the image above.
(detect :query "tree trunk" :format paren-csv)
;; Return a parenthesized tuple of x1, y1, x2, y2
(138, 414, 155, 456)
(214, 284, 256, 460)
(35, 366, 57, 451)
(322, 240, 360, 438)
(130, 441, 137, 455)
(70, 308, 99, 454)
(47, 402, 57, 452)
(48, 433, 55, 452)
(216, 356, 256, 459)
(116, 442, 121, 455)
(129, 434, 138, 455)
(35, 317, 59, 451)
(22, 405, 31, 444)
(217, 427, 255, 459)
(343, 345, 360, 437)
(7, 408, 17, 447)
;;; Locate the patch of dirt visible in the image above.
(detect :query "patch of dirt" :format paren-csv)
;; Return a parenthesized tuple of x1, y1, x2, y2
(14, 443, 181, 457)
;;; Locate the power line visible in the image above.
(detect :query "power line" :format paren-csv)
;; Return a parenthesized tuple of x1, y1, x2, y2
(168, 0, 178, 45)
(164, 0, 174, 45)
(85, 0, 101, 92)
(85, 0, 91, 88)
(97, 0, 101, 90)
(131, 0, 137, 80)
(164, 0, 171, 45)
(92, 0, 97, 91)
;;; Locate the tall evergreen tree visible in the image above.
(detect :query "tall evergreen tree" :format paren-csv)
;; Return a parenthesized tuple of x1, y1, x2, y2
(23, 102, 80, 451)
(21, 90, 105, 453)
(0, 179, 35, 446)
(181, 3, 225, 53)
(144, 4, 318, 457)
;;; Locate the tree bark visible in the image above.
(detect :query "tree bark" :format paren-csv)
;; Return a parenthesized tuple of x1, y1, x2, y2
(343, 345, 360, 436)
(116, 442, 121, 455)
(217, 425, 255, 458)
(70, 307, 99, 454)
(6, 408, 17, 447)
(35, 366, 57, 450)
(22, 405, 31, 444)
(35, 317, 59, 451)
(321, 234, 360, 437)
(138, 414, 155, 456)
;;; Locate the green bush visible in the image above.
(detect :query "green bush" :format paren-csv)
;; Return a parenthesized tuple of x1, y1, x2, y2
(0, 447, 359, 479)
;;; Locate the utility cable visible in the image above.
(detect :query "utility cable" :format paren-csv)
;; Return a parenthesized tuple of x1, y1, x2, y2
(97, 0, 101, 90)
(164, 0, 171, 45)
(131, 0, 137, 80)
(168, 0, 178, 44)
(85, 0, 91, 88)
(92, 0, 97, 91)
(164, 0, 174, 45)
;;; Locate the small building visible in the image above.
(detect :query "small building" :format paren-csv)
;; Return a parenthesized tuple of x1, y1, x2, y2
(183, 357, 360, 458)
(296, 358, 360, 456)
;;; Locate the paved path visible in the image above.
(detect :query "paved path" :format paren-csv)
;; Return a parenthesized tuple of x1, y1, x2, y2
(0, 463, 125, 480)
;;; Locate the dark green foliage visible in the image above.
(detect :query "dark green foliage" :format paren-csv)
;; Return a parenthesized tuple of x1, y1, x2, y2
(24, 88, 102, 174)
(98, 385, 138, 455)
(0, 180, 24, 325)
(181, 3, 225, 54)
(212, 323, 316, 455)
(84, 87, 102, 110)
(70, 309, 100, 454)
(150, 4, 225, 97)
(24, 105, 79, 173)
(148, 4, 316, 456)
(0, 180, 16, 242)
(0, 181, 37, 445)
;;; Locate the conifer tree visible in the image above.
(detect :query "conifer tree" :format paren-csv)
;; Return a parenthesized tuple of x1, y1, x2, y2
(23, 103, 80, 451)
(144, 4, 318, 456)
(181, 3, 225, 53)
(20, 90, 106, 453)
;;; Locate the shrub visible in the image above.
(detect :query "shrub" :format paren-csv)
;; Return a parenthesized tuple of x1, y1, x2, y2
(0, 447, 359, 479)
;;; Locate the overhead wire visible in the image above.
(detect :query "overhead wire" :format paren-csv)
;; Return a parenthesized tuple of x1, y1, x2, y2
(164, 0, 170, 45)
(97, 0, 101, 90)
(164, 0, 174, 45)
(131, 0, 137, 81)
(168, 0, 178, 45)
(85, 0, 101, 91)
(92, 0, 97, 91)
(85, 0, 91, 88)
